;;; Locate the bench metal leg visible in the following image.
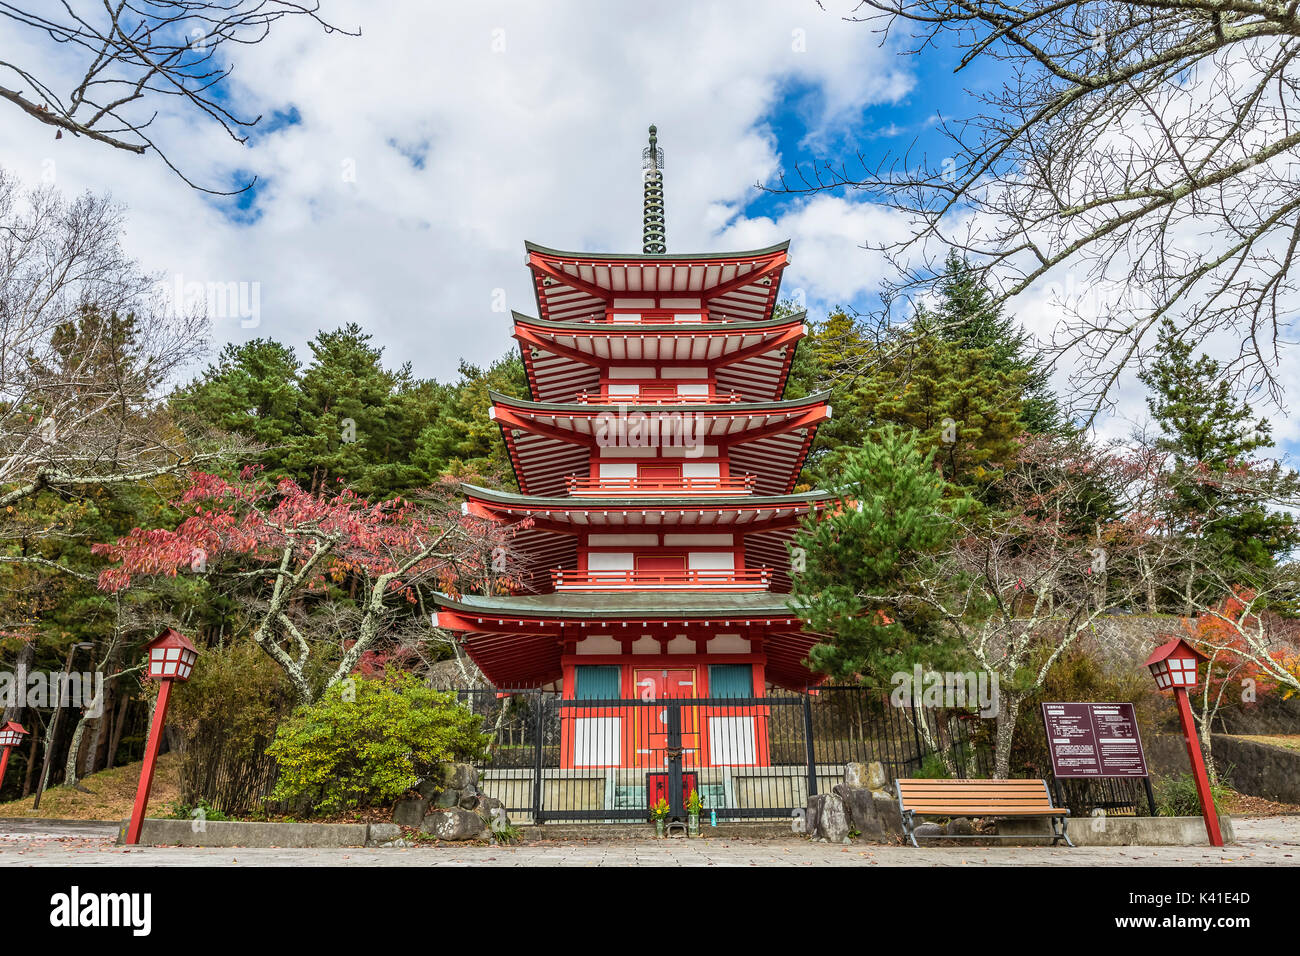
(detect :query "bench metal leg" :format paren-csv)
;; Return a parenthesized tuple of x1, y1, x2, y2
(902, 810, 920, 848)
(1050, 816, 1074, 848)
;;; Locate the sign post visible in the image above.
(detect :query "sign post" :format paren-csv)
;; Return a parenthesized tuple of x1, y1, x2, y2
(1042, 701, 1154, 821)
(1042, 702, 1149, 779)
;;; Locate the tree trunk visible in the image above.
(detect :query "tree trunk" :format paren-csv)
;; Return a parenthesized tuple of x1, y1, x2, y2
(909, 703, 957, 777)
(86, 705, 108, 777)
(993, 692, 1021, 780)
(22, 724, 39, 797)
(106, 695, 129, 769)
(64, 713, 89, 788)
(1, 642, 34, 723)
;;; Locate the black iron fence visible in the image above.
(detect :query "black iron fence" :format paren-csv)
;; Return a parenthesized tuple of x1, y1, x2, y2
(455, 685, 997, 823)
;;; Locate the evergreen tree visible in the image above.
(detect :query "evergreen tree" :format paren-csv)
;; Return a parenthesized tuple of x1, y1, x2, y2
(413, 353, 527, 486)
(793, 311, 879, 488)
(794, 259, 1063, 493)
(1140, 318, 1299, 574)
(285, 323, 417, 497)
(853, 332, 1026, 495)
(789, 426, 972, 684)
(927, 251, 1066, 436)
(173, 338, 304, 476)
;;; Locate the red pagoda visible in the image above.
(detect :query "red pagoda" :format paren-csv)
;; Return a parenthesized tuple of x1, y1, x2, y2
(433, 127, 832, 777)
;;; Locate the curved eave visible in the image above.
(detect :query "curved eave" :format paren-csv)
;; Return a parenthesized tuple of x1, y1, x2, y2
(460, 482, 833, 511)
(527, 241, 790, 325)
(513, 310, 809, 404)
(524, 240, 791, 261)
(432, 589, 809, 621)
(511, 309, 807, 333)
(488, 388, 830, 416)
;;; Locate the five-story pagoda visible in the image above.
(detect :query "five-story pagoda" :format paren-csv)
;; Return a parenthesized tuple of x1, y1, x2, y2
(433, 128, 833, 774)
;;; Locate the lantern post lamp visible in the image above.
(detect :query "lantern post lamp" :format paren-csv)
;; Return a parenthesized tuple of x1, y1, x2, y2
(1144, 636, 1222, 847)
(125, 628, 197, 846)
(0, 721, 27, 792)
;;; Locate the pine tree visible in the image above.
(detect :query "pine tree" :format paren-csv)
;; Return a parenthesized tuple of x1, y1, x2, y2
(928, 251, 1066, 436)
(789, 425, 972, 684)
(413, 353, 527, 486)
(174, 338, 305, 476)
(853, 333, 1026, 495)
(1140, 319, 1299, 575)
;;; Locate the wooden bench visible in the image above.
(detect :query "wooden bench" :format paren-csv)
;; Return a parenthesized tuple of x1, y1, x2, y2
(896, 778, 1072, 847)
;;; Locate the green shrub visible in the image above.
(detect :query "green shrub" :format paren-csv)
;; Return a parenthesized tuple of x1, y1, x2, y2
(266, 671, 488, 815)
(170, 640, 294, 814)
(915, 753, 952, 779)
(1152, 772, 1231, 817)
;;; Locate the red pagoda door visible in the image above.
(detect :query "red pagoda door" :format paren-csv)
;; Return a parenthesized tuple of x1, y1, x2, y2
(635, 551, 685, 585)
(633, 667, 699, 770)
(637, 461, 680, 491)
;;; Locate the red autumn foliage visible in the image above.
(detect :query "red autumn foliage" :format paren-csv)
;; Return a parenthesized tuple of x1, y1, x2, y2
(92, 467, 516, 600)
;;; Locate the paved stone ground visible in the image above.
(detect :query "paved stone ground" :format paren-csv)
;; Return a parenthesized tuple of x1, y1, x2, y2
(0, 816, 1296, 866)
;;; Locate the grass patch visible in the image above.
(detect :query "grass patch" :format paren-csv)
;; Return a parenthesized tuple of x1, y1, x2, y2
(0, 752, 181, 821)
(1236, 734, 1300, 753)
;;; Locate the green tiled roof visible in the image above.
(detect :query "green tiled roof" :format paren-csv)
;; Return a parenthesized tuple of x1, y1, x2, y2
(460, 482, 834, 509)
(488, 389, 831, 414)
(509, 310, 807, 331)
(435, 590, 807, 619)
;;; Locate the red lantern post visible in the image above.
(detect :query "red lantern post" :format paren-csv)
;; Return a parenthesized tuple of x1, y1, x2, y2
(125, 628, 198, 846)
(0, 721, 28, 792)
(1144, 636, 1222, 847)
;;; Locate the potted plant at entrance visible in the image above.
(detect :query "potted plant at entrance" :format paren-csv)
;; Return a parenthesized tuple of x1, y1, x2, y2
(650, 797, 671, 837)
(686, 788, 703, 836)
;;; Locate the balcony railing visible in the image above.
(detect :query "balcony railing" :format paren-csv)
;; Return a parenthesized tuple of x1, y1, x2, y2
(575, 390, 743, 405)
(551, 567, 772, 591)
(576, 313, 709, 325)
(564, 474, 756, 496)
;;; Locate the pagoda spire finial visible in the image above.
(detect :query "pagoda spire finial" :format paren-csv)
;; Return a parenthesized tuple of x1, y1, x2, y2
(641, 124, 666, 255)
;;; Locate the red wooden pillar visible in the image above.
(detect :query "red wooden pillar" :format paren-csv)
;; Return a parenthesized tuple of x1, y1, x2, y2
(1145, 637, 1222, 848)
(1174, 685, 1223, 847)
(125, 679, 172, 846)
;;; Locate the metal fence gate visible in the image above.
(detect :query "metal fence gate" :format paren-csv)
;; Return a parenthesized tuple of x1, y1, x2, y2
(455, 686, 989, 824)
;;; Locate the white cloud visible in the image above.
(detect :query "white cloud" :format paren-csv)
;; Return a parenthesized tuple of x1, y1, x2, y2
(0, 1, 914, 382)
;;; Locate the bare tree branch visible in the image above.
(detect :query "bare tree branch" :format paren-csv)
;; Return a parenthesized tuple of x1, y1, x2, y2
(0, 2, 357, 193)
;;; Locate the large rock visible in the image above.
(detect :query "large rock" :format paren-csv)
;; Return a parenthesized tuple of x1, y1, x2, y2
(834, 784, 885, 841)
(392, 797, 428, 828)
(433, 788, 461, 809)
(913, 822, 945, 842)
(415, 777, 441, 800)
(474, 795, 505, 824)
(817, 793, 851, 844)
(439, 762, 479, 791)
(844, 762, 871, 789)
(872, 795, 905, 841)
(458, 790, 479, 810)
(843, 761, 890, 791)
(946, 816, 975, 837)
(421, 808, 486, 842)
(805, 793, 826, 838)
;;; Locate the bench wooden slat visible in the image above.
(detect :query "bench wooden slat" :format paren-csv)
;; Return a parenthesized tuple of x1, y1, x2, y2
(898, 780, 1048, 789)
(895, 777, 1073, 847)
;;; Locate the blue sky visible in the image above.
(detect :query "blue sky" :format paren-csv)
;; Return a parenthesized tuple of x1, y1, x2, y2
(1, 1, 1295, 459)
